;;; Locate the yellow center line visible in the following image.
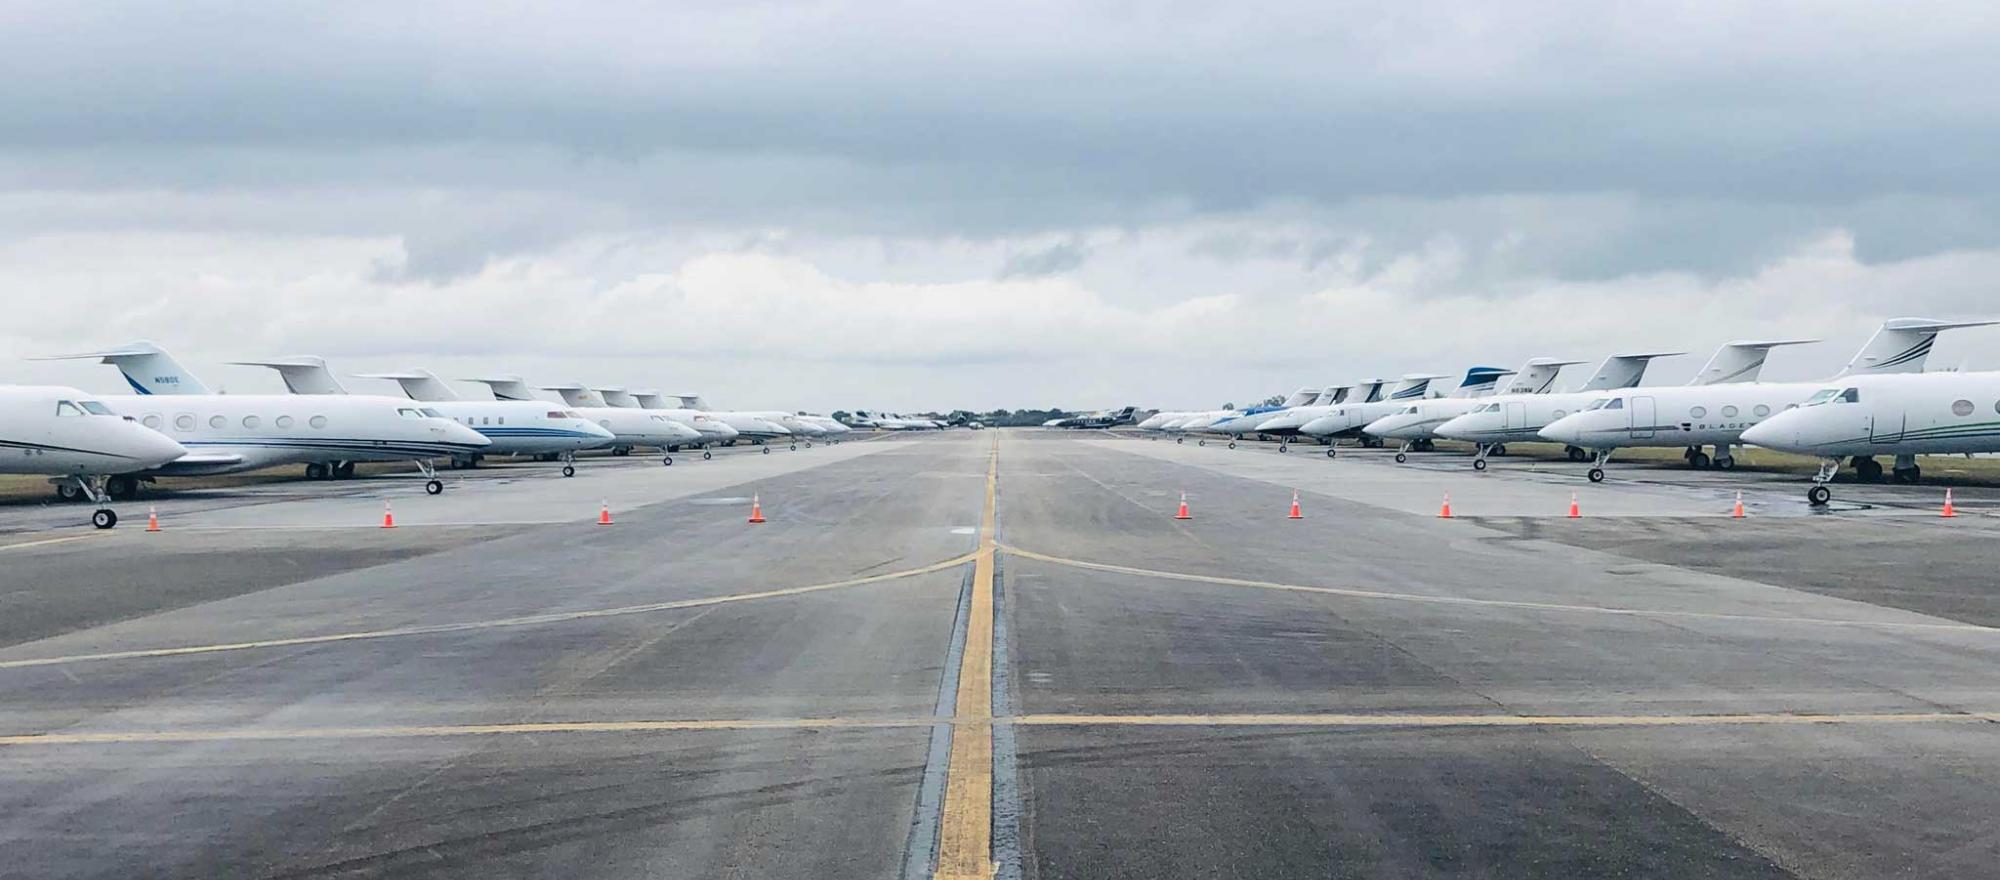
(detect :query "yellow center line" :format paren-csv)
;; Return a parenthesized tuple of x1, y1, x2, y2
(0, 550, 979, 671)
(0, 532, 105, 552)
(3, 710, 1991, 748)
(999, 544, 2000, 634)
(935, 433, 1000, 880)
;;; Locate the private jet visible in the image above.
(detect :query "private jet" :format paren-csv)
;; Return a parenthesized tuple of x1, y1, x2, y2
(1741, 371, 2000, 505)
(1, 385, 189, 528)
(1540, 318, 1995, 483)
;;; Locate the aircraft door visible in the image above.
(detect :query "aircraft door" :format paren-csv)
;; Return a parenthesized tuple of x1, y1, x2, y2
(1868, 410, 1905, 444)
(1503, 402, 1526, 430)
(1629, 396, 1656, 439)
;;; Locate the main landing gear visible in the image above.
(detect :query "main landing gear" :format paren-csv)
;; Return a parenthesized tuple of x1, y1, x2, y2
(1565, 445, 1589, 462)
(1681, 445, 1736, 470)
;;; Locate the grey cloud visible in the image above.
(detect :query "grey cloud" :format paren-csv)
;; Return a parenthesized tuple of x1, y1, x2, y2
(997, 239, 1091, 279)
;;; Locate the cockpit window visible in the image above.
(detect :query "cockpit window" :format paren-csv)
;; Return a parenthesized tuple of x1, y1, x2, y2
(54, 400, 84, 417)
(1582, 398, 1611, 411)
(78, 400, 115, 415)
(546, 411, 568, 419)
(1839, 387, 1859, 403)
(1603, 398, 1624, 411)
(1400, 406, 1418, 415)
(396, 408, 423, 419)
(1802, 388, 1840, 406)
(419, 408, 444, 418)
(565, 410, 586, 419)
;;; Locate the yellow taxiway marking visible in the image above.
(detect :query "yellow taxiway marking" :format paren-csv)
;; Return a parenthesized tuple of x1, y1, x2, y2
(0, 533, 104, 552)
(3, 710, 1991, 748)
(935, 434, 1000, 880)
(1000, 544, 2000, 635)
(0, 550, 978, 671)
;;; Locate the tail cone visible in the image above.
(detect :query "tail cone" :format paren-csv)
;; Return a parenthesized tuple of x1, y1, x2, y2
(748, 494, 767, 524)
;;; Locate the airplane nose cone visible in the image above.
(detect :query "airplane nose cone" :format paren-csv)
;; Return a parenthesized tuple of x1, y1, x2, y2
(585, 422, 617, 440)
(141, 428, 191, 465)
(1537, 417, 1581, 445)
(1739, 420, 1788, 449)
(446, 422, 492, 446)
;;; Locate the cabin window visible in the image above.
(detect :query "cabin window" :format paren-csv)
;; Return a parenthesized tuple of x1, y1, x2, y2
(242, 415, 260, 429)
(1952, 399, 1974, 417)
(174, 414, 195, 431)
(1689, 406, 1707, 418)
(276, 415, 294, 428)
(1720, 405, 1738, 418)
(1753, 404, 1771, 417)
(496, 417, 504, 425)
(309, 415, 328, 429)
(209, 415, 227, 429)
(54, 401, 84, 417)
(142, 414, 163, 430)
(1552, 409, 1566, 419)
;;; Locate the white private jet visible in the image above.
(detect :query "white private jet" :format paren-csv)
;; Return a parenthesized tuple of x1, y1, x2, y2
(1291, 375, 1449, 453)
(236, 359, 616, 477)
(849, 410, 942, 431)
(623, 391, 742, 454)
(1540, 318, 1995, 483)
(1435, 344, 1797, 469)
(1250, 380, 1391, 454)
(1201, 387, 1335, 443)
(1742, 371, 2000, 505)
(1, 385, 189, 528)
(35, 343, 490, 495)
(1362, 365, 1528, 460)
(474, 380, 703, 462)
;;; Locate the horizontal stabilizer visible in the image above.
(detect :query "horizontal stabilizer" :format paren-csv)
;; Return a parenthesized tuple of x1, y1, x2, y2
(33, 340, 213, 396)
(1575, 352, 1683, 391)
(228, 357, 349, 394)
(1839, 317, 2000, 377)
(1688, 339, 1817, 385)
(353, 370, 462, 402)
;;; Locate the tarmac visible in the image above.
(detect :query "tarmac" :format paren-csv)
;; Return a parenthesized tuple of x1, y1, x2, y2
(3, 429, 2000, 878)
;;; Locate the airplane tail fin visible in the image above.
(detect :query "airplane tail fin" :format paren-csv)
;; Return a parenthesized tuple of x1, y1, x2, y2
(630, 390, 668, 409)
(1688, 339, 1817, 385)
(673, 394, 711, 410)
(1281, 386, 1319, 407)
(228, 356, 350, 394)
(1351, 379, 1388, 403)
(458, 375, 538, 402)
(353, 369, 463, 401)
(540, 383, 605, 408)
(1836, 318, 1999, 377)
(1450, 367, 1513, 399)
(1311, 385, 1350, 406)
(1504, 359, 1583, 395)
(1575, 352, 1684, 391)
(1387, 374, 1448, 401)
(33, 340, 213, 395)
(592, 386, 638, 407)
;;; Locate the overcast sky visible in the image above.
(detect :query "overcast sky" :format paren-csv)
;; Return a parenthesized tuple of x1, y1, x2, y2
(5, 1, 2000, 411)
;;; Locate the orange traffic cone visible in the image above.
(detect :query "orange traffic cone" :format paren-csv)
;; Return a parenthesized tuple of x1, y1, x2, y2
(1174, 492, 1192, 520)
(1731, 491, 1745, 519)
(1567, 491, 1581, 519)
(380, 501, 396, 529)
(145, 505, 161, 532)
(1438, 491, 1453, 518)
(748, 494, 767, 524)
(598, 500, 613, 525)
(1287, 489, 1303, 520)
(1941, 488, 1958, 518)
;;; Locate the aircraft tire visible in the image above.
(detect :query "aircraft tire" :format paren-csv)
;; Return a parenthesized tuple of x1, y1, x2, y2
(789, 444, 797, 451)
(1808, 485, 1831, 506)
(1689, 452, 1711, 469)
(1588, 468, 1605, 483)
(1227, 441, 1236, 449)
(562, 465, 576, 477)
(1715, 455, 1735, 470)
(1394, 452, 1407, 463)
(106, 475, 138, 500)
(306, 462, 327, 480)
(55, 483, 83, 502)
(1473, 458, 1487, 471)
(762, 447, 771, 455)
(703, 451, 712, 460)
(92, 509, 116, 530)
(425, 479, 443, 495)
(1325, 448, 1336, 459)
(662, 456, 673, 466)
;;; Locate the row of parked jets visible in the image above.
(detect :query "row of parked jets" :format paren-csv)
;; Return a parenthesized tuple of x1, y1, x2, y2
(0, 341, 951, 530)
(1136, 317, 2000, 507)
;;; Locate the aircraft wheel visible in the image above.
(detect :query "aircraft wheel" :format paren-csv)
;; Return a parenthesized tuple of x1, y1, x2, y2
(1689, 452, 1711, 469)
(106, 475, 138, 500)
(805, 442, 813, 448)
(425, 479, 443, 496)
(703, 451, 712, 461)
(1278, 444, 1288, 453)
(1893, 466, 1920, 485)
(1394, 452, 1407, 463)
(1854, 458, 1883, 482)
(1473, 458, 1487, 471)
(762, 447, 771, 455)
(1808, 485, 1832, 506)
(92, 508, 117, 530)
(1715, 455, 1735, 470)
(562, 465, 576, 477)
(1492, 444, 1507, 457)
(305, 462, 328, 480)
(612, 447, 629, 457)
(336, 462, 356, 478)
(662, 456, 673, 467)
(55, 483, 83, 502)
(1588, 468, 1605, 483)
(1197, 439, 1206, 447)
(1176, 437, 1184, 444)
(789, 444, 798, 451)
(1325, 448, 1336, 459)
(1226, 441, 1237, 450)
(1566, 446, 1587, 462)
